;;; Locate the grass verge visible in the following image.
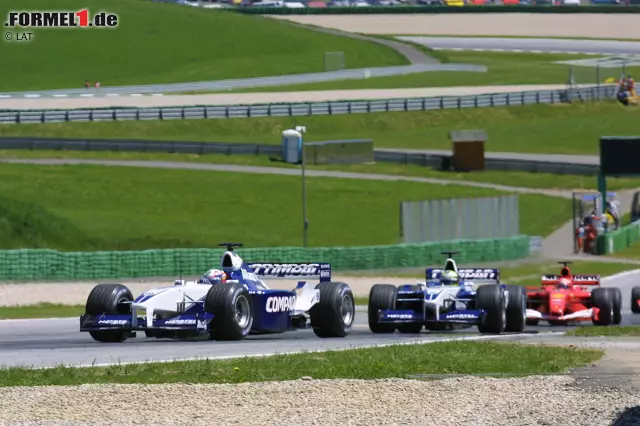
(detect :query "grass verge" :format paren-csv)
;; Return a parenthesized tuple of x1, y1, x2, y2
(2, 102, 636, 155)
(0, 341, 603, 386)
(0, 303, 84, 320)
(214, 51, 633, 93)
(565, 326, 640, 337)
(0, 163, 568, 250)
(0, 0, 405, 92)
(2, 150, 638, 191)
(606, 238, 640, 260)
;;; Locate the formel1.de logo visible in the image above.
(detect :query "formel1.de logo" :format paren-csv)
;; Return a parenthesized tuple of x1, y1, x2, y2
(4, 9, 118, 42)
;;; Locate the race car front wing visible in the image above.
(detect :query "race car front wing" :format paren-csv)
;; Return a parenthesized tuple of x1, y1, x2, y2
(80, 312, 214, 334)
(525, 308, 599, 322)
(378, 309, 485, 325)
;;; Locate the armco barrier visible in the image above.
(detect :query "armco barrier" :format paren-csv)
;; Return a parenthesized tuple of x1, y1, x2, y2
(596, 221, 640, 255)
(0, 236, 530, 281)
(0, 137, 282, 156)
(232, 5, 640, 14)
(0, 136, 599, 175)
(375, 150, 599, 175)
(0, 86, 615, 125)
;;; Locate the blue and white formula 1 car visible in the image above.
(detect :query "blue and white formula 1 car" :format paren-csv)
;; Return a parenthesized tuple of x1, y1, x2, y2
(80, 243, 355, 342)
(367, 252, 526, 334)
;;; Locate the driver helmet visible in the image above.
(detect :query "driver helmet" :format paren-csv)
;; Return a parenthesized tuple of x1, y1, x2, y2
(198, 268, 228, 285)
(440, 270, 459, 286)
(556, 277, 572, 289)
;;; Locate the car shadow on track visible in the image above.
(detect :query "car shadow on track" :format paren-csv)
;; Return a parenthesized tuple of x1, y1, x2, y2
(610, 406, 640, 426)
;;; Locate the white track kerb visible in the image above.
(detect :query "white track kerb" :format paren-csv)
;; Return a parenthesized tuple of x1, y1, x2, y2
(29, 332, 567, 370)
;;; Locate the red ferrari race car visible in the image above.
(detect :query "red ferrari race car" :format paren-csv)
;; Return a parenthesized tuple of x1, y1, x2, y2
(525, 262, 622, 326)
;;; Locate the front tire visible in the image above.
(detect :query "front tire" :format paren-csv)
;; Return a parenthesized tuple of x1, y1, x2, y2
(592, 287, 613, 326)
(205, 282, 253, 341)
(85, 283, 133, 343)
(608, 287, 622, 325)
(309, 282, 355, 338)
(368, 284, 397, 334)
(505, 285, 526, 333)
(476, 284, 506, 334)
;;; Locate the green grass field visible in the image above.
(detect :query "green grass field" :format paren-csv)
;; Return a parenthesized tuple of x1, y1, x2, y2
(607, 240, 640, 260)
(0, 341, 603, 386)
(2, 150, 639, 191)
(0, 163, 569, 251)
(565, 326, 640, 337)
(218, 51, 635, 93)
(3, 102, 635, 155)
(0, 0, 405, 92)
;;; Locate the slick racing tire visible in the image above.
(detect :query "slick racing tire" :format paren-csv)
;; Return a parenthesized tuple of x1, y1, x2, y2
(309, 282, 355, 338)
(368, 284, 398, 334)
(631, 287, 640, 314)
(591, 287, 614, 326)
(205, 282, 253, 341)
(476, 284, 506, 334)
(85, 283, 133, 343)
(505, 285, 526, 333)
(608, 287, 622, 325)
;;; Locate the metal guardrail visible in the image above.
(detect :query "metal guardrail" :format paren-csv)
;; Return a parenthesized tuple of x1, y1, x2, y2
(0, 137, 282, 156)
(0, 136, 599, 176)
(529, 236, 543, 257)
(0, 86, 616, 124)
(377, 150, 599, 176)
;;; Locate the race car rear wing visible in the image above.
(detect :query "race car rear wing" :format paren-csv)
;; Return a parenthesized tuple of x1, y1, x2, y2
(248, 263, 331, 282)
(540, 274, 600, 286)
(426, 268, 500, 284)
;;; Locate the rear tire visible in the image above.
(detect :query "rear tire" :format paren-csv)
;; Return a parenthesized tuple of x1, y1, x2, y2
(368, 284, 397, 334)
(85, 283, 133, 343)
(205, 282, 253, 341)
(608, 287, 622, 325)
(505, 285, 526, 333)
(592, 287, 613, 326)
(476, 285, 506, 334)
(631, 287, 640, 314)
(309, 282, 355, 338)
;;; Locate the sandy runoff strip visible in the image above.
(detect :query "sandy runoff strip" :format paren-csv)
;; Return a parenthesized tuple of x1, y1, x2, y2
(269, 13, 640, 39)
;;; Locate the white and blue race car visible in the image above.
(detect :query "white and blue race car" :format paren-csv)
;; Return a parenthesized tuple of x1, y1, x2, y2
(367, 252, 526, 334)
(80, 243, 355, 342)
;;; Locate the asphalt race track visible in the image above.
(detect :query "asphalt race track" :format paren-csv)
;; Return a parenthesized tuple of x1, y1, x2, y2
(2, 270, 639, 369)
(0, 313, 553, 369)
(396, 37, 640, 56)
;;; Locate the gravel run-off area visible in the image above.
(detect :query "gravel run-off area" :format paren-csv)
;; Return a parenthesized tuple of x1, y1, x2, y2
(1, 375, 638, 426)
(269, 13, 640, 39)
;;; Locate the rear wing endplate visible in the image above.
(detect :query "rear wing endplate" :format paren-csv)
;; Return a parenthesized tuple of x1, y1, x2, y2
(426, 268, 500, 284)
(248, 263, 331, 282)
(541, 274, 600, 286)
